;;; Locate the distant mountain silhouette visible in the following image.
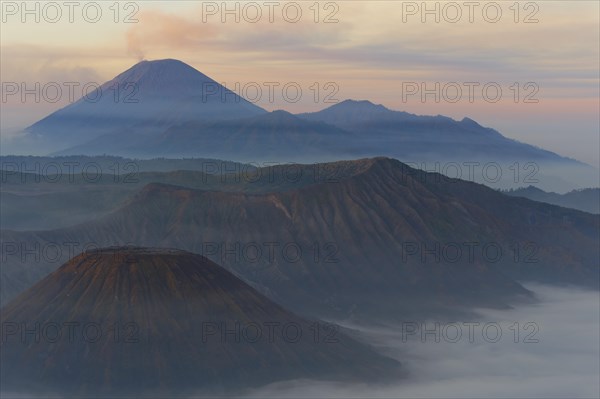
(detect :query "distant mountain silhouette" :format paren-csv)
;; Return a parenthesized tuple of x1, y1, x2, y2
(24, 59, 266, 152)
(298, 99, 395, 126)
(297, 100, 598, 191)
(0, 247, 398, 396)
(505, 186, 600, 214)
(14, 58, 597, 189)
(298, 100, 575, 162)
(3, 158, 597, 320)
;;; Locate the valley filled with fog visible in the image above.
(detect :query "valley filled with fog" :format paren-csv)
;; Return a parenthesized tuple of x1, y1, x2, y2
(2, 2, 599, 397)
(246, 284, 600, 399)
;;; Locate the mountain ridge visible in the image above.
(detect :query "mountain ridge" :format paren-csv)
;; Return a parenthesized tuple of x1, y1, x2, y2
(505, 186, 600, 214)
(2, 157, 597, 320)
(10, 58, 594, 190)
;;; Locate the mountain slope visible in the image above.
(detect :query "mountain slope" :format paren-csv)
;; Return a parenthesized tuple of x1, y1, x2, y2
(299, 99, 432, 127)
(107, 110, 359, 161)
(298, 100, 572, 162)
(24, 59, 266, 152)
(505, 186, 600, 214)
(0, 156, 255, 230)
(297, 100, 597, 191)
(54, 97, 596, 190)
(0, 247, 398, 397)
(2, 158, 597, 319)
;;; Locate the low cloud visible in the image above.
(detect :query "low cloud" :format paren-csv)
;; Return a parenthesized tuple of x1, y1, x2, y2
(2, 284, 597, 398)
(244, 284, 600, 398)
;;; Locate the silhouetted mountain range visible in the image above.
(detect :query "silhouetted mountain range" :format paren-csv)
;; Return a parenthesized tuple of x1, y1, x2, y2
(13, 59, 596, 191)
(64, 110, 357, 162)
(504, 186, 600, 214)
(298, 99, 560, 161)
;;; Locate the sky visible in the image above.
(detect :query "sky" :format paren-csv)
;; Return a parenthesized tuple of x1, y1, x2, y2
(1, 1, 599, 167)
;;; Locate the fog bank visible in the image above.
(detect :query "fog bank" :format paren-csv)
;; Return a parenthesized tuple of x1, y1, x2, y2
(245, 284, 600, 398)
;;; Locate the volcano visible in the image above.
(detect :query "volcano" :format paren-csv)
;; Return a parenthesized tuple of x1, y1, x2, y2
(25, 59, 266, 152)
(0, 247, 398, 397)
(17, 60, 597, 191)
(3, 158, 598, 320)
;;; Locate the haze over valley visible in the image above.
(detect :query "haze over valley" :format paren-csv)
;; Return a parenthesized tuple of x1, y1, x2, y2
(1, 2, 599, 398)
